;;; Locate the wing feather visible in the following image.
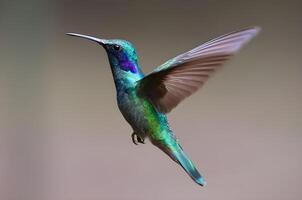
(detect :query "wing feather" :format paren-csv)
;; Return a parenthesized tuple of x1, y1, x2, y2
(137, 27, 260, 113)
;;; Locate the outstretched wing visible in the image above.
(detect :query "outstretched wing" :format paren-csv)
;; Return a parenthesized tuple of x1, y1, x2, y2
(137, 27, 260, 113)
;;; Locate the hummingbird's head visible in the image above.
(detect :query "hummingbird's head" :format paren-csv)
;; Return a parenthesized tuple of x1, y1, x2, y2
(66, 33, 139, 74)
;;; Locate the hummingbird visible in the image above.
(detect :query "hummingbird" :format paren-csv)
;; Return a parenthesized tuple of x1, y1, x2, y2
(66, 27, 260, 187)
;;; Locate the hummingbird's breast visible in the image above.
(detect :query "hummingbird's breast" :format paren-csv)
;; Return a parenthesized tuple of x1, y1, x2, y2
(116, 86, 171, 141)
(117, 87, 147, 135)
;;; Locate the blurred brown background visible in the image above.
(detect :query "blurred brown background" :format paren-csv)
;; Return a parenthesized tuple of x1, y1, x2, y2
(0, 0, 301, 199)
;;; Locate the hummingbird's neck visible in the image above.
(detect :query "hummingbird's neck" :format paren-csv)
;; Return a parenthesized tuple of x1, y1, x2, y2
(108, 57, 144, 92)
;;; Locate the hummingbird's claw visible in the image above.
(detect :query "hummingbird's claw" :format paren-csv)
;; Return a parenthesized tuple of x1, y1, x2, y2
(137, 136, 145, 144)
(131, 132, 145, 145)
(131, 132, 138, 145)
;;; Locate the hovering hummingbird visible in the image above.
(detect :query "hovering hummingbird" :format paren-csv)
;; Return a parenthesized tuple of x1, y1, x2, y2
(66, 27, 260, 187)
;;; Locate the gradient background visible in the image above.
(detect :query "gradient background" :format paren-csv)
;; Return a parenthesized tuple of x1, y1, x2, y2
(1, 0, 302, 200)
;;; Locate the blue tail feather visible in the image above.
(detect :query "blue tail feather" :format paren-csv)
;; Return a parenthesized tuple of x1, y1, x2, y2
(153, 140, 206, 186)
(173, 146, 206, 186)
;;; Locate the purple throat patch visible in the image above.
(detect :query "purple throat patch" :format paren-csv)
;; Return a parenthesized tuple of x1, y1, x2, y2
(120, 61, 137, 73)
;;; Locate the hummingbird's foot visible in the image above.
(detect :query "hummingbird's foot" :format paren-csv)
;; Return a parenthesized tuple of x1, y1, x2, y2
(131, 132, 145, 145)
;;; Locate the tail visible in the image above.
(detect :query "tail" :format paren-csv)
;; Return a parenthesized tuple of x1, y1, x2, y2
(158, 142, 206, 186)
(174, 145, 206, 186)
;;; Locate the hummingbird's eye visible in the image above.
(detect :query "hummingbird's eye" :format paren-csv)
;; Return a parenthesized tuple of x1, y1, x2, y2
(113, 44, 121, 51)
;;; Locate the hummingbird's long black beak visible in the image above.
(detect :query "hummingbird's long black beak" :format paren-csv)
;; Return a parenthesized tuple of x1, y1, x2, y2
(66, 33, 106, 46)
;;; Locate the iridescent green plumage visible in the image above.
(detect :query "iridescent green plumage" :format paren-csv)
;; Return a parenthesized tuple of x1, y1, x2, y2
(66, 27, 260, 187)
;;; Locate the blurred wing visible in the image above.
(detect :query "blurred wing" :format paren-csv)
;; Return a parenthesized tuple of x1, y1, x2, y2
(137, 27, 260, 113)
